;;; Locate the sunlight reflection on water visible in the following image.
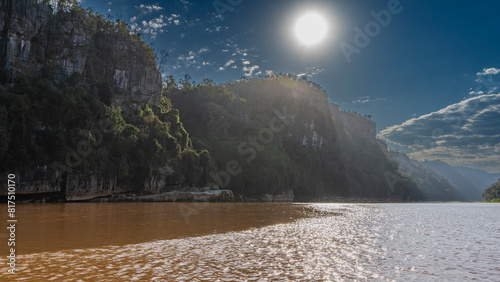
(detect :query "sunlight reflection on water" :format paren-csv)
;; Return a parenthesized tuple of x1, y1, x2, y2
(1, 203, 499, 281)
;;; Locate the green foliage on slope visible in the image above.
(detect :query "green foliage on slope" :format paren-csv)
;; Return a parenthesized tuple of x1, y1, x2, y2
(0, 74, 214, 189)
(483, 180, 500, 202)
(0, 4, 212, 191)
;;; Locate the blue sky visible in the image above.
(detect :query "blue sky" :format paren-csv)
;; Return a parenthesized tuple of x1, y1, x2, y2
(80, 0, 500, 172)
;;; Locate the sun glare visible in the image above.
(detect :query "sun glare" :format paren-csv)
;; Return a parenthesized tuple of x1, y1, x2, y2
(294, 12, 328, 46)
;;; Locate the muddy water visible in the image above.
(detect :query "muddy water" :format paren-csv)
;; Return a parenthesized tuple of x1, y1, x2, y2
(0, 203, 313, 255)
(1, 203, 499, 281)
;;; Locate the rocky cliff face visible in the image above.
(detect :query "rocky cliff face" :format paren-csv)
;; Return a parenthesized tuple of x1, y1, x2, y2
(0, 0, 161, 105)
(329, 103, 377, 143)
(0, 0, 223, 202)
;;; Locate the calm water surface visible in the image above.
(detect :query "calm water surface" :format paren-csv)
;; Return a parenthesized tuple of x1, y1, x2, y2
(1, 202, 499, 281)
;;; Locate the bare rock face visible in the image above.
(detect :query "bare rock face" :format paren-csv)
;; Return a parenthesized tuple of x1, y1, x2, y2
(65, 174, 129, 201)
(113, 66, 162, 105)
(95, 190, 235, 202)
(0, 0, 161, 106)
(144, 167, 185, 194)
(329, 103, 377, 143)
(261, 190, 294, 202)
(3, 166, 61, 195)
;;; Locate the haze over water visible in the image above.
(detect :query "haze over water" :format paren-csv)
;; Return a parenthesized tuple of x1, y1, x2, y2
(1, 203, 499, 280)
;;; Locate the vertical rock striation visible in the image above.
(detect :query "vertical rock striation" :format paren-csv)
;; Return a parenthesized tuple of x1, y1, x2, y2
(0, 0, 162, 106)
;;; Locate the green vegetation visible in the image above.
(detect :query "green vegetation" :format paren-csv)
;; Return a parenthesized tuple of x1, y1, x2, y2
(0, 3, 213, 192)
(483, 180, 500, 202)
(0, 74, 213, 189)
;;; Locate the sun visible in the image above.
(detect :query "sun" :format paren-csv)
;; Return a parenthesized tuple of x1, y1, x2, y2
(294, 12, 328, 46)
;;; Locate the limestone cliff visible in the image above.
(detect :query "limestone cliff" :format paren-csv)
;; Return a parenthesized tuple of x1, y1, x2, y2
(0, 0, 231, 202)
(0, 0, 161, 105)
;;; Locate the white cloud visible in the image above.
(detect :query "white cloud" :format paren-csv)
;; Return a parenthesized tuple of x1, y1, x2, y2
(352, 96, 386, 104)
(235, 48, 248, 55)
(224, 59, 235, 67)
(141, 16, 167, 39)
(243, 65, 260, 77)
(380, 92, 500, 172)
(242, 60, 250, 65)
(139, 14, 182, 39)
(477, 67, 500, 76)
(300, 66, 325, 78)
(470, 67, 500, 95)
(205, 25, 225, 33)
(173, 47, 211, 70)
(198, 47, 209, 54)
(138, 4, 164, 14)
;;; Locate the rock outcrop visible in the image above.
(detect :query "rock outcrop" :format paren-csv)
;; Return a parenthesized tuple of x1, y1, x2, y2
(329, 103, 377, 143)
(261, 190, 294, 202)
(95, 190, 234, 203)
(0, 0, 161, 105)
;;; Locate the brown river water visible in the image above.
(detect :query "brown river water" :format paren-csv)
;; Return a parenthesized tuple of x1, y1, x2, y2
(0, 202, 499, 281)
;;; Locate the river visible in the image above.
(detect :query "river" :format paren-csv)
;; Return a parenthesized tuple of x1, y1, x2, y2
(1, 202, 499, 281)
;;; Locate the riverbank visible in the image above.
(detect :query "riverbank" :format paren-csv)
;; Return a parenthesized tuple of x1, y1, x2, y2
(92, 190, 234, 203)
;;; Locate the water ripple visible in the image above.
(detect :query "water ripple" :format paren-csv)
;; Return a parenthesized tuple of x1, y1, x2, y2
(1, 203, 499, 281)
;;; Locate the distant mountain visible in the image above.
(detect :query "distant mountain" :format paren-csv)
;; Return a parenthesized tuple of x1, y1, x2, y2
(388, 154, 500, 201)
(453, 166, 500, 193)
(420, 161, 484, 201)
(388, 152, 463, 201)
